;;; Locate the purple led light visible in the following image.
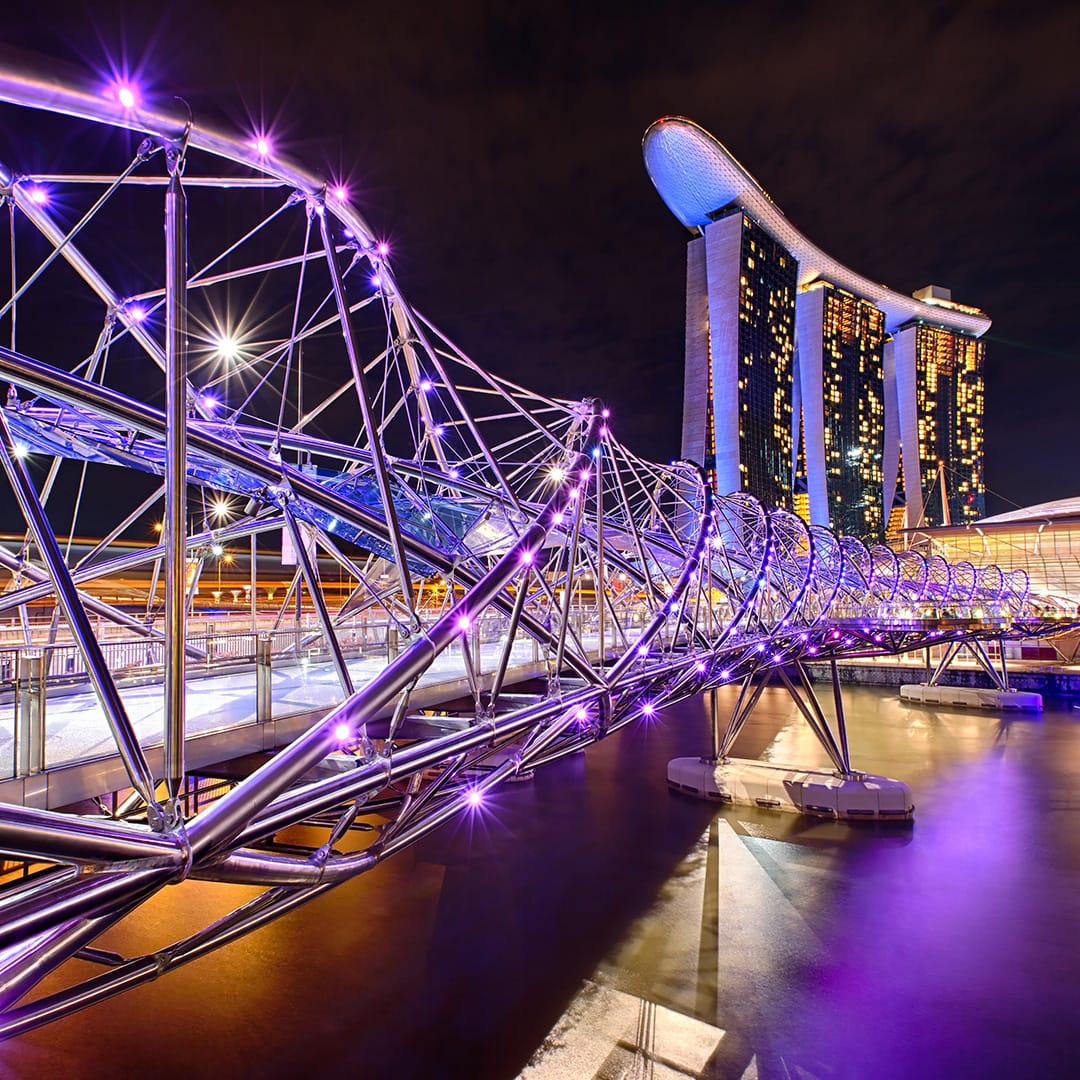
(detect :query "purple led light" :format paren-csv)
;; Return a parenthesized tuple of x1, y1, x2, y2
(642, 703, 656, 717)
(599, 426, 609, 437)
(519, 550, 534, 565)
(331, 184, 348, 201)
(115, 83, 137, 110)
(579, 469, 590, 481)
(448, 468, 460, 479)
(466, 789, 483, 808)
(575, 706, 588, 722)
(456, 615, 470, 631)
(720, 669, 730, 679)
(127, 304, 146, 322)
(552, 512, 564, 525)
(568, 488, 580, 500)
(431, 425, 444, 438)
(601, 408, 610, 419)
(695, 660, 706, 673)
(334, 722, 351, 742)
(419, 378, 433, 392)
(370, 275, 381, 288)
(637, 645, 648, 657)
(377, 242, 390, 257)
(27, 186, 48, 205)
(254, 136, 271, 157)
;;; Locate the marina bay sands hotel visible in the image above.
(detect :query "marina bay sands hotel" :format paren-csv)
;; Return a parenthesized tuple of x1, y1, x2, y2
(643, 117, 988, 539)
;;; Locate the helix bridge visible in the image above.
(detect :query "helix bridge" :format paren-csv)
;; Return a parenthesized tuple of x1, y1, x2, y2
(0, 57, 1065, 1035)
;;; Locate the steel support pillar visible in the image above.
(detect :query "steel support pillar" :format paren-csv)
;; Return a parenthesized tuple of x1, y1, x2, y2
(709, 686, 720, 761)
(965, 639, 1007, 691)
(163, 139, 189, 809)
(998, 637, 1011, 691)
(256, 635, 272, 723)
(15, 654, 44, 776)
(716, 671, 768, 760)
(830, 659, 851, 774)
(777, 667, 847, 774)
(927, 640, 962, 686)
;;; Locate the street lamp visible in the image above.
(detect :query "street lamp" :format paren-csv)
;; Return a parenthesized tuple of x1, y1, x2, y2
(210, 496, 234, 525)
(216, 549, 233, 599)
(214, 334, 240, 409)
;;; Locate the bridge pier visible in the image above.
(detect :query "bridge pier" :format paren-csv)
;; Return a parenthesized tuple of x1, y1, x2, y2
(900, 636, 1042, 710)
(669, 662, 914, 820)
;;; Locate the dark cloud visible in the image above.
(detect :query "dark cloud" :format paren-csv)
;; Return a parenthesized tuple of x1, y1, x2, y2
(4, 0, 1079, 512)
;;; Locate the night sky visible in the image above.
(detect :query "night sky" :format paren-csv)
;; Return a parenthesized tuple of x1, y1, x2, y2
(4, 0, 1079, 515)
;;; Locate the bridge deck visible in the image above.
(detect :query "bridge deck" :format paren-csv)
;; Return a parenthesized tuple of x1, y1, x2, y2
(0, 636, 556, 810)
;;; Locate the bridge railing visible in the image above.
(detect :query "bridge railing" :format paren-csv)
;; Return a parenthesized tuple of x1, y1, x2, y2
(0, 605, 620, 780)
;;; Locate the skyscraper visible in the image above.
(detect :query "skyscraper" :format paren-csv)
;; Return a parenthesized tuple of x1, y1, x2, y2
(644, 117, 990, 540)
(682, 210, 796, 512)
(795, 283, 886, 539)
(885, 300, 986, 527)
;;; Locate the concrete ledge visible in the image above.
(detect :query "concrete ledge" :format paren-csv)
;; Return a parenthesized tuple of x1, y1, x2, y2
(899, 684, 1043, 711)
(667, 756, 914, 820)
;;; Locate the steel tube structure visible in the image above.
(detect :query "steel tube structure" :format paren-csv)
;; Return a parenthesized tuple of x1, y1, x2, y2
(164, 145, 188, 806)
(0, 412, 159, 814)
(0, 56, 1067, 1038)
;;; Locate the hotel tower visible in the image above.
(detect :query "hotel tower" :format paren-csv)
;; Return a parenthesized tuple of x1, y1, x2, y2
(643, 117, 988, 539)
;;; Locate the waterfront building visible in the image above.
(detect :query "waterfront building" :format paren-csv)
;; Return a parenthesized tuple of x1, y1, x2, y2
(644, 117, 990, 539)
(682, 210, 796, 511)
(909, 496, 1080, 612)
(795, 282, 886, 539)
(885, 295, 986, 528)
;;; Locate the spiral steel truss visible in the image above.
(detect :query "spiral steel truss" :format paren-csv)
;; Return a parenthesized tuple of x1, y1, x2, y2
(0, 64, 1054, 1035)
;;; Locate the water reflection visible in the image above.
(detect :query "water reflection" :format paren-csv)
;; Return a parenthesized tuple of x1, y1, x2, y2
(3, 685, 1079, 1079)
(522, 686, 1080, 1079)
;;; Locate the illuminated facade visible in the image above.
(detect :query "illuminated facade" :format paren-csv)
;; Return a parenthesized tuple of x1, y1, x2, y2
(884, 320, 985, 528)
(644, 117, 990, 538)
(682, 211, 795, 509)
(796, 283, 885, 539)
(914, 497, 1080, 606)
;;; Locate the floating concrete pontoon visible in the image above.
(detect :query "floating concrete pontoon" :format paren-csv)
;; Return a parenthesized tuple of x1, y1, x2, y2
(899, 684, 1042, 710)
(667, 756, 914, 820)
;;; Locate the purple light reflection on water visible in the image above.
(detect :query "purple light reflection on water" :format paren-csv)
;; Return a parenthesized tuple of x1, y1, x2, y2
(7, 687, 1080, 1078)
(770, 691, 1076, 1077)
